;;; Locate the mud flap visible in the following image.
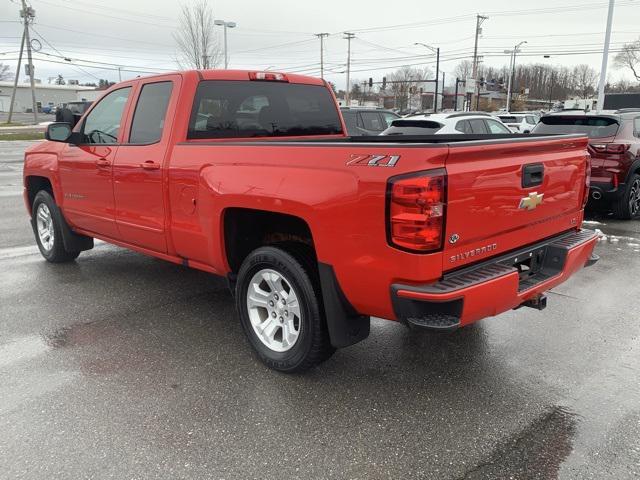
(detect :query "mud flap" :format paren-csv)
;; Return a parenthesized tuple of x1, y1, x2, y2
(318, 263, 370, 348)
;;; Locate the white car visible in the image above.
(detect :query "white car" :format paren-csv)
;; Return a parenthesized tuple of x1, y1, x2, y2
(380, 112, 513, 135)
(495, 113, 538, 133)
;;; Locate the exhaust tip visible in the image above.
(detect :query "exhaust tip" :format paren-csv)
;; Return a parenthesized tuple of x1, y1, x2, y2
(592, 191, 602, 200)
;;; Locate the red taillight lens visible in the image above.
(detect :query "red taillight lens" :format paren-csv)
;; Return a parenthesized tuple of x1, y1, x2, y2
(388, 170, 446, 252)
(582, 153, 591, 207)
(248, 71, 289, 82)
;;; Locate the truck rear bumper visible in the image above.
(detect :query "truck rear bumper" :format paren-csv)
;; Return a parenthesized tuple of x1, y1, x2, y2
(390, 229, 598, 331)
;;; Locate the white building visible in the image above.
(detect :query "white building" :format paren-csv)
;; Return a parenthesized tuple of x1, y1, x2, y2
(0, 81, 98, 112)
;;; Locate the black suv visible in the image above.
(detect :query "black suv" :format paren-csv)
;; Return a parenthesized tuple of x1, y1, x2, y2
(340, 107, 400, 136)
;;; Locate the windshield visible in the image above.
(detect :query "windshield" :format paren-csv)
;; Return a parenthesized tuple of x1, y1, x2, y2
(532, 116, 620, 138)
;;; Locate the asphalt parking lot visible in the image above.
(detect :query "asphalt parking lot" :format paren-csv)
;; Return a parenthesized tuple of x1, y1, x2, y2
(1, 140, 639, 479)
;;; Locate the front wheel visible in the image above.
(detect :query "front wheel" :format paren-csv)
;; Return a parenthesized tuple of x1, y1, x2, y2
(613, 173, 640, 220)
(32, 190, 81, 263)
(235, 246, 334, 372)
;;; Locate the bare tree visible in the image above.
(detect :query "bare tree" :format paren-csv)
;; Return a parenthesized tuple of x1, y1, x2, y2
(572, 64, 599, 99)
(174, 0, 222, 69)
(454, 60, 473, 80)
(614, 38, 640, 82)
(384, 66, 435, 110)
(0, 63, 11, 81)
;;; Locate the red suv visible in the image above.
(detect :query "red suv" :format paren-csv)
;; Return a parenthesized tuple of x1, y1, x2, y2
(532, 109, 640, 219)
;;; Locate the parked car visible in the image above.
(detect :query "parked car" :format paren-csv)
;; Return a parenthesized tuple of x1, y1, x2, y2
(496, 113, 538, 133)
(340, 107, 400, 136)
(25, 70, 597, 372)
(532, 109, 640, 219)
(55, 101, 93, 127)
(380, 112, 512, 135)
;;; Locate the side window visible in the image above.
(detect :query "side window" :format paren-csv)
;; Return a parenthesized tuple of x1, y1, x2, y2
(381, 112, 398, 128)
(634, 117, 640, 138)
(129, 82, 173, 144)
(82, 87, 131, 144)
(360, 112, 384, 131)
(486, 119, 511, 134)
(455, 120, 472, 133)
(470, 119, 488, 134)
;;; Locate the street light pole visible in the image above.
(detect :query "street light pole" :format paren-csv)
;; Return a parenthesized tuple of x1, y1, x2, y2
(597, 0, 615, 111)
(215, 20, 236, 69)
(505, 41, 526, 112)
(415, 43, 439, 112)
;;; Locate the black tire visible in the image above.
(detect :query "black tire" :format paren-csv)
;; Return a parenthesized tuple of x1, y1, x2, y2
(235, 245, 334, 372)
(613, 173, 640, 220)
(32, 190, 81, 263)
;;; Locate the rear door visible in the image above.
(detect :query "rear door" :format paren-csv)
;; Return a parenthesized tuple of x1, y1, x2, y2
(112, 75, 180, 252)
(443, 136, 589, 270)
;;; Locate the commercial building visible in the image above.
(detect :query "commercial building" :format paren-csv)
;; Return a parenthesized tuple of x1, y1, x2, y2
(0, 81, 98, 112)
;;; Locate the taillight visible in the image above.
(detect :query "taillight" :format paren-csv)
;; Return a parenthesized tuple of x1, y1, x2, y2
(387, 169, 446, 252)
(589, 143, 630, 154)
(582, 153, 591, 207)
(249, 71, 289, 82)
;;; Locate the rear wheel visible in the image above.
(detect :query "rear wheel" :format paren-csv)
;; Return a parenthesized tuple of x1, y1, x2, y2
(613, 174, 640, 220)
(32, 190, 81, 262)
(235, 246, 334, 372)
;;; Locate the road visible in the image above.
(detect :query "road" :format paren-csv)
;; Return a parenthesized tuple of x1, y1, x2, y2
(1, 141, 639, 479)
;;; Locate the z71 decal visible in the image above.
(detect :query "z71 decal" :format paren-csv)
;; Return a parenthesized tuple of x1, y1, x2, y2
(346, 154, 400, 167)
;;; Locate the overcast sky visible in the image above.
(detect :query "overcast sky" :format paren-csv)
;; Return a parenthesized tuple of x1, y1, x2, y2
(1, 0, 639, 89)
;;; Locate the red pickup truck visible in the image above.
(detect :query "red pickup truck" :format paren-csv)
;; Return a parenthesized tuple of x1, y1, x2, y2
(24, 70, 598, 372)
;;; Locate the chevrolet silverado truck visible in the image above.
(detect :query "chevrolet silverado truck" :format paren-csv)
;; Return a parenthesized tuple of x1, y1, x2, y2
(24, 70, 598, 372)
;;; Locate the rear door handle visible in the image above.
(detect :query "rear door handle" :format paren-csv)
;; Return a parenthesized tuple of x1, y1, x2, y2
(522, 163, 544, 188)
(140, 161, 160, 170)
(96, 158, 111, 167)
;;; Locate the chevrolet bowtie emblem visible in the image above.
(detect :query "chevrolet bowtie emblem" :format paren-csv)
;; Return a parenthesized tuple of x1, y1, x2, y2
(519, 192, 544, 210)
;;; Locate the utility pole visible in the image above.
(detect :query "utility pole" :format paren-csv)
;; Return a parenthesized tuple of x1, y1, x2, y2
(597, 0, 615, 111)
(7, 21, 26, 124)
(344, 32, 355, 106)
(470, 14, 488, 111)
(316, 33, 329, 79)
(22, 0, 38, 124)
(9, 1, 38, 124)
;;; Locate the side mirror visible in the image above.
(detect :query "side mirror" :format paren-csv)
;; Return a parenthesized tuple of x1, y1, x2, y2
(45, 123, 73, 143)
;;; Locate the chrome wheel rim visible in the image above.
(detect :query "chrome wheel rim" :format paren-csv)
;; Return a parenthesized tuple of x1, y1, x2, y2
(630, 179, 640, 217)
(246, 268, 302, 352)
(36, 203, 55, 251)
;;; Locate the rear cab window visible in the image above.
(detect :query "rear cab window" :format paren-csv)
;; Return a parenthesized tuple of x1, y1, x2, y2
(188, 81, 343, 139)
(532, 116, 620, 138)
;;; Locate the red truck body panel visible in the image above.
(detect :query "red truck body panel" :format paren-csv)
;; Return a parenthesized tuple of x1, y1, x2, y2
(23, 69, 597, 336)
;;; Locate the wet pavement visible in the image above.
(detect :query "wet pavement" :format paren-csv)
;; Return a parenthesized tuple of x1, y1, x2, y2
(1, 141, 639, 479)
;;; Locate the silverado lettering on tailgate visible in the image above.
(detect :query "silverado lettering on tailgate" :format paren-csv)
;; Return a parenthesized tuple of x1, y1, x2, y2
(450, 243, 498, 263)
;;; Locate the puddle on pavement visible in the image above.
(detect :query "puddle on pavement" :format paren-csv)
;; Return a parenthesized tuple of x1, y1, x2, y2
(459, 406, 579, 480)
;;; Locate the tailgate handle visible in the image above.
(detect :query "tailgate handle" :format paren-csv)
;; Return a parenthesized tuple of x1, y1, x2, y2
(522, 163, 544, 188)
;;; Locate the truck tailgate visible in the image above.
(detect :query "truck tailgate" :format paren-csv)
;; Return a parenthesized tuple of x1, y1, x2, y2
(443, 135, 589, 271)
